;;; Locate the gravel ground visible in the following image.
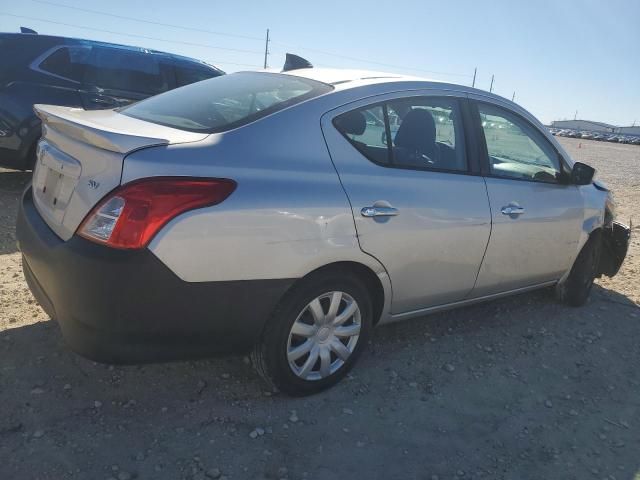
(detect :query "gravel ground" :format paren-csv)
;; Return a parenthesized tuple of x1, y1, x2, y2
(1, 137, 639, 480)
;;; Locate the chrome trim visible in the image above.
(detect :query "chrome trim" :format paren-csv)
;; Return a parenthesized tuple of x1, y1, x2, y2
(501, 205, 525, 215)
(361, 206, 399, 217)
(380, 280, 557, 324)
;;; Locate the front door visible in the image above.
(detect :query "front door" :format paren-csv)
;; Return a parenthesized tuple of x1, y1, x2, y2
(322, 93, 491, 314)
(470, 100, 584, 296)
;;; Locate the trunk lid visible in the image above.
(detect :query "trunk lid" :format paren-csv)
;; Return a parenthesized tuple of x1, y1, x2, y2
(32, 104, 208, 240)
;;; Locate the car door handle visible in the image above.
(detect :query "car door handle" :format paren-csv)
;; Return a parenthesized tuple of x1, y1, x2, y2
(361, 206, 399, 217)
(501, 205, 525, 215)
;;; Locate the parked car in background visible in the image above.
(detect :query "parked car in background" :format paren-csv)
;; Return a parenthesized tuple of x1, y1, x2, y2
(0, 31, 224, 170)
(16, 61, 630, 395)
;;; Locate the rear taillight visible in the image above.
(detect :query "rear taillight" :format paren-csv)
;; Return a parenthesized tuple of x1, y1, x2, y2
(78, 177, 236, 249)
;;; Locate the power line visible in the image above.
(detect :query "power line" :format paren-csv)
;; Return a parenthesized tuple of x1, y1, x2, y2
(9, 3, 475, 79)
(31, 0, 264, 41)
(0, 13, 265, 56)
(26, 0, 472, 79)
(269, 42, 473, 78)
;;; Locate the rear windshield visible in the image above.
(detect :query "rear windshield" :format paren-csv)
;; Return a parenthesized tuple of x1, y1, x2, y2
(120, 72, 333, 133)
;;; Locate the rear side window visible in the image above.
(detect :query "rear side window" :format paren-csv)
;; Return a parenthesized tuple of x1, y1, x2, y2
(39, 46, 91, 82)
(334, 97, 467, 172)
(84, 47, 168, 94)
(121, 72, 333, 133)
(174, 61, 219, 87)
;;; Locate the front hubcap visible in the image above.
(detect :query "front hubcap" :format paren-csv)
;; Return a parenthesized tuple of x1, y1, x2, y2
(286, 291, 361, 381)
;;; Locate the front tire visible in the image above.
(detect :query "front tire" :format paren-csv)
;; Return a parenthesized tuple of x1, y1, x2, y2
(561, 234, 601, 307)
(252, 270, 372, 396)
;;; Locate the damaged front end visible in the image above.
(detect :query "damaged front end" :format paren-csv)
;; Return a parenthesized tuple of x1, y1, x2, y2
(594, 186, 631, 278)
(597, 220, 631, 277)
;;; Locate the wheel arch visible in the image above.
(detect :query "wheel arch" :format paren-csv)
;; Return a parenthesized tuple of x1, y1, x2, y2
(557, 226, 603, 296)
(283, 260, 388, 326)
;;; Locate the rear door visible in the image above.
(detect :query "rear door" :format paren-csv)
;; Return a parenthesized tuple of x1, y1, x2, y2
(322, 92, 491, 314)
(469, 98, 583, 296)
(80, 46, 173, 110)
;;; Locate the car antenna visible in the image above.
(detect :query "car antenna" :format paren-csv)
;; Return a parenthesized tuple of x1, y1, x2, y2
(20, 27, 38, 34)
(282, 53, 313, 72)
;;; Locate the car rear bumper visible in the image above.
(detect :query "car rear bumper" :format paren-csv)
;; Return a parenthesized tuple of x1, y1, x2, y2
(16, 187, 294, 364)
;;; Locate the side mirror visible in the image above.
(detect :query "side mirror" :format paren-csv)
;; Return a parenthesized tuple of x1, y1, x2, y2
(570, 162, 595, 185)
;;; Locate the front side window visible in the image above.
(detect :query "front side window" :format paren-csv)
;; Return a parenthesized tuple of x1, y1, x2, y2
(39, 46, 92, 82)
(334, 97, 467, 172)
(478, 103, 560, 183)
(84, 47, 168, 94)
(121, 72, 333, 133)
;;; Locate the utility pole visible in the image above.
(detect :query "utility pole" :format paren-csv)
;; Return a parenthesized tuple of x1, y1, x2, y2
(574, 110, 578, 120)
(511, 91, 515, 102)
(472, 67, 477, 88)
(489, 75, 494, 93)
(263, 28, 270, 69)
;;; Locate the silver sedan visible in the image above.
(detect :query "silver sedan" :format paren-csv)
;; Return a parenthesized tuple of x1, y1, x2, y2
(17, 57, 630, 395)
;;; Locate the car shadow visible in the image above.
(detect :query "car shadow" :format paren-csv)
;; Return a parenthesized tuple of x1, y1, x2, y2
(1, 282, 638, 479)
(0, 169, 31, 255)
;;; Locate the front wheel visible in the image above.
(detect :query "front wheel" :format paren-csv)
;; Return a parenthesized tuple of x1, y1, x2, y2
(252, 271, 372, 396)
(560, 234, 601, 307)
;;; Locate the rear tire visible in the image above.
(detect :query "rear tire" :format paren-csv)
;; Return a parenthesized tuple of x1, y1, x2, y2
(252, 269, 372, 396)
(561, 234, 601, 307)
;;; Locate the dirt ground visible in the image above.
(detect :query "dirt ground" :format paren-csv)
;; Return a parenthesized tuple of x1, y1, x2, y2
(1, 137, 639, 480)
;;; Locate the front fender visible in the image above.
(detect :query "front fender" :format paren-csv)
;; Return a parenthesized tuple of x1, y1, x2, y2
(558, 184, 607, 286)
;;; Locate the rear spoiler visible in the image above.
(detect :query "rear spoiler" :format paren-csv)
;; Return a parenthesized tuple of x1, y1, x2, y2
(33, 104, 193, 154)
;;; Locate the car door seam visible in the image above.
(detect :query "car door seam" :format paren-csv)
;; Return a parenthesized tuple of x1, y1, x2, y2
(318, 117, 395, 306)
(467, 175, 494, 297)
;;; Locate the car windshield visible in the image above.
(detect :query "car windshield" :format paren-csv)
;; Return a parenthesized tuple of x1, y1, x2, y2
(120, 71, 333, 133)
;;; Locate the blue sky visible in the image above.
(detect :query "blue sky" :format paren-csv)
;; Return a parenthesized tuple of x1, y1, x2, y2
(1, 0, 639, 126)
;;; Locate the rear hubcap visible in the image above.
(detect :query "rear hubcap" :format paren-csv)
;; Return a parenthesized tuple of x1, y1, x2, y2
(286, 291, 361, 381)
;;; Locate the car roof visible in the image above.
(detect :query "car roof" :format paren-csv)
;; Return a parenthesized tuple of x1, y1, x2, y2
(279, 67, 511, 103)
(280, 67, 421, 85)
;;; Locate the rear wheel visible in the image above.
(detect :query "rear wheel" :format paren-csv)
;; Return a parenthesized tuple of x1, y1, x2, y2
(252, 270, 372, 396)
(560, 234, 601, 307)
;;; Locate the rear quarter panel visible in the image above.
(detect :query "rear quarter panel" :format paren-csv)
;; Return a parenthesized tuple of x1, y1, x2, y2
(123, 102, 391, 292)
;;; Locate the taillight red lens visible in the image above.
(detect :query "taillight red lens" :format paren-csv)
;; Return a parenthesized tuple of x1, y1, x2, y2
(78, 177, 236, 249)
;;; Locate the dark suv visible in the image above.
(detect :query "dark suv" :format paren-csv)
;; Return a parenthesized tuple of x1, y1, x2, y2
(0, 32, 224, 170)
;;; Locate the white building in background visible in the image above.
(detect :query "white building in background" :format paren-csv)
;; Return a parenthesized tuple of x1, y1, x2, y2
(616, 126, 640, 136)
(550, 120, 640, 136)
(550, 119, 616, 133)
